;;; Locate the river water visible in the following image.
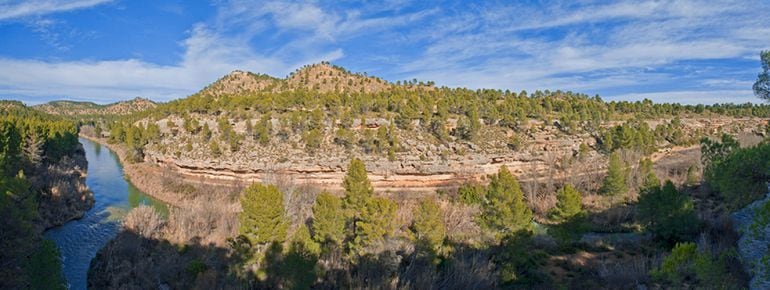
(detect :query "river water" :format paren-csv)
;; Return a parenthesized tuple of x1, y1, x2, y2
(44, 138, 168, 290)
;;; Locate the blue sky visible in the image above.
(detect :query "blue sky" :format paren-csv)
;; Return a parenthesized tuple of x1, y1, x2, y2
(0, 0, 768, 105)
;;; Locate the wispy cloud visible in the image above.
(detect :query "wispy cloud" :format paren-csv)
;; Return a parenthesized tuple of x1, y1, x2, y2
(399, 0, 770, 103)
(0, 0, 112, 21)
(0, 0, 768, 104)
(0, 0, 400, 103)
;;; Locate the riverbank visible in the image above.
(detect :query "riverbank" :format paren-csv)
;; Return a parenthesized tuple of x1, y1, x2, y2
(36, 142, 95, 230)
(79, 134, 240, 212)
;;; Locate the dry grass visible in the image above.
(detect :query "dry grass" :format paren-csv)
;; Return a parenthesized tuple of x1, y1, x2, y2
(123, 205, 165, 239)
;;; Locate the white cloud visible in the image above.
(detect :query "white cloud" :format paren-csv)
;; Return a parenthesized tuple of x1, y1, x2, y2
(0, 0, 112, 21)
(0, 0, 768, 105)
(0, 0, 373, 103)
(609, 90, 757, 105)
(396, 0, 770, 104)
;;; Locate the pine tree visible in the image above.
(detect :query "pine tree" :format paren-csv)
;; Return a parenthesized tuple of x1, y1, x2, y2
(1, 121, 23, 177)
(311, 192, 345, 245)
(350, 196, 397, 254)
(282, 224, 320, 290)
(239, 183, 288, 246)
(639, 158, 660, 192)
(602, 130, 615, 152)
(411, 198, 446, 255)
(342, 158, 373, 229)
(201, 123, 212, 140)
(482, 166, 533, 235)
(550, 184, 582, 222)
(638, 181, 700, 245)
(601, 152, 628, 197)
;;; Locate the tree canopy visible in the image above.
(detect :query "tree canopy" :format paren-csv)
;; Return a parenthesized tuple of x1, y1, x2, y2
(754, 50, 770, 101)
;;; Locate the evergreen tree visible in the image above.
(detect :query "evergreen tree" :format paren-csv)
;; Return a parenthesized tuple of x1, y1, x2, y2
(255, 114, 272, 145)
(0, 121, 21, 177)
(600, 152, 628, 197)
(550, 184, 582, 222)
(637, 181, 700, 245)
(342, 158, 373, 233)
(482, 166, 533, 235)
(281, 224, 320, 290)
(311, 192, 345, 245)
(201, 123, 212, 140)
(602, 130, 614, 152)
(350, 196, 397, 255)
(639, 158, 660, 192)
(411, 198, 446, 255)
(239, 183, 288, 246)
(754, 50, 770, 101)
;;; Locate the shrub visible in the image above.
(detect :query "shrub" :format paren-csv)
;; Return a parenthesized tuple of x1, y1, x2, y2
(651, 242, 697, 283)
(457, 183, 485, 205)
(124, 205, 166, 238)
(550, 184, 582, 222)
(186, 259, 207, 276)
(704, 141, 770, 210)
(637, 181, 700, 245)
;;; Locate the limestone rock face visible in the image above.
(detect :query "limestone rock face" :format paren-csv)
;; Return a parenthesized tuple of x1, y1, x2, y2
(142, 114, 765, 193)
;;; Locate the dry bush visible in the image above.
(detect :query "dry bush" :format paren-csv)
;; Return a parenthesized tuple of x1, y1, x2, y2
(285, 183, 320, 229)
(437, 247, 496, 289)
(589, 204, 636, 231)
(166, 197, 237, 245)
(528, 189, 557, 219)
(124, 205, 166, 239)
(441, 201, 481, 243)
(597, 254, 661, 288)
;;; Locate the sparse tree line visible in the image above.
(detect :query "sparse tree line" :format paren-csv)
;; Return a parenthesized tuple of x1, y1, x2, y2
(99, 72, 770, 158)
(104, 99, 756, 161)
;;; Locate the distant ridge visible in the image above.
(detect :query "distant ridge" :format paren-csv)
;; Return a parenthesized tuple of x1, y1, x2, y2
(198, 62, 434, 97)
(33, 97, 157, 116)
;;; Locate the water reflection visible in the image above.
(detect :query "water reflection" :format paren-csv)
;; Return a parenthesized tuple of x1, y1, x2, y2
(44, 138, 169, 289)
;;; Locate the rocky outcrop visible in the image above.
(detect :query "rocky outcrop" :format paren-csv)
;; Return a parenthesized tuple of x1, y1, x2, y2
(142, 116, 764, 194)
(33, 143, 95, 229)
(732, 186, 770, 290)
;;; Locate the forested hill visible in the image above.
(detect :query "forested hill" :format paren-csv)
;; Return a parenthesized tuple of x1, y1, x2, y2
(33, 97, 157, 117)
(111, 62, 770, 159)
(198, 62, 434, 97)
(0, 101, 93, 289)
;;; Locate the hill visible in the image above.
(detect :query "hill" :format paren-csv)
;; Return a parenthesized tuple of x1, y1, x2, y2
(198, 62, 432, 97)
(102, 62, 770, 195)
(89, 62, 770, 289)
(33, 97, 157, 116)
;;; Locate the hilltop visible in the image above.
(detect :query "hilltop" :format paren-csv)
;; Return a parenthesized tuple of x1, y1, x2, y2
(33, 97, 157, 116)
(199, 62, 433, 97)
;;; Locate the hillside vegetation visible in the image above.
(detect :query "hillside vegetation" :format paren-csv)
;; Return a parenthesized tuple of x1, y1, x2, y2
(34, 97, 157, 117)
(0, 101, 93, 289)
(84, 63, 770, 289)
